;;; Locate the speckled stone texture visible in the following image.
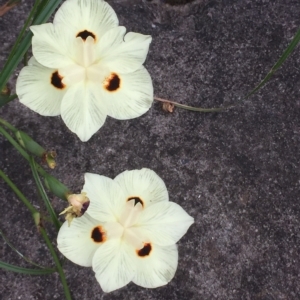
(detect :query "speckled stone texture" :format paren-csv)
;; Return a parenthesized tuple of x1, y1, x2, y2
(1, 0, 300, 299)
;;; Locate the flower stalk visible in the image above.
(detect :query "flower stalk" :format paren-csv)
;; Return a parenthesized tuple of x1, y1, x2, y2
(0, 170, 71, 299)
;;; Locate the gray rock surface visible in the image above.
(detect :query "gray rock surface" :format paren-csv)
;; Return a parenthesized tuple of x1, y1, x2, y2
(1, 0, 300, 299)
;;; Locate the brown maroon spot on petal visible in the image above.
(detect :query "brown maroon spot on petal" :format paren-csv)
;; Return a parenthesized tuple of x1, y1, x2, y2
(51, 71, 65, 89)
(137, 243, 152, 257)
(127, 196, 144, 207)
(104, 73, 121, 92)
(76, 30, 96, 41)
(80, 201, 90, 215)
(91, 226, 106, 243)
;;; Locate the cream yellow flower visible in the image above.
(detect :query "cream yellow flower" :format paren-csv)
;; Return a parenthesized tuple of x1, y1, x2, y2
(57, 169, 194, 292)
(16, 0, 153, 141)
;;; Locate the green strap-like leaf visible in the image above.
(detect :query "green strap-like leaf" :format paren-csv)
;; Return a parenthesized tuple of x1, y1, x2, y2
(0, 0, 62, 91)
(0, 260, 55, 275)
(155, 28, 300, 112)
(0, 94, 17, 108)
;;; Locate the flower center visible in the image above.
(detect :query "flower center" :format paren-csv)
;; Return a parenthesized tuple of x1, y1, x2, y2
(58, 34, 122, 90)
(114, 199, 147, 250)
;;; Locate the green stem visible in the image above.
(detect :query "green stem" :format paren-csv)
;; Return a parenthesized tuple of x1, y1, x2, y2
(0, 117, 18, 132)
(0, 125, 48, 177)
(8, 94, 17, 100)
(0, 125, 70, 200)
(0, 170, 71, 299)
(0, 260, 55, 275)
(0, 169, 37, 216)
(29, 156, 61, 231)
(0, 94, 17, 108)
(154, 97, 228, 112)
(40, 228, 72, 300)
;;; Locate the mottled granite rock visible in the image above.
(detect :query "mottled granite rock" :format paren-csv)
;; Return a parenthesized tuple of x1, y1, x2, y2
(1, 0, 300, 299)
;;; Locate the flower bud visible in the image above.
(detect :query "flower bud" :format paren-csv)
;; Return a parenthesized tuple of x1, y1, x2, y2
(44, 174, 70, 201)
(15, 130, 57, 168)
(59, 193, 90, 226)
(15, 130, 45, 157)
(43, 151, 57, 169)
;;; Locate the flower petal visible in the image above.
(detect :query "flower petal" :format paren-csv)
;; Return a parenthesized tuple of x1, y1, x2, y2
(53, 0, 118, 40)
(93, 239, 135, 292)
(57, 213, 103, 267)
(31, 23, 76, 68)
(83, 173, 127, 222)
(60, 82, 107, 141)
(16, 57, 65, 116)
(133, 243, 178, 288)
(114, 169, 169, 209)
(134, 202, 194, 246)
(103, 66, 153, 120)
(98, 28, 152, 73)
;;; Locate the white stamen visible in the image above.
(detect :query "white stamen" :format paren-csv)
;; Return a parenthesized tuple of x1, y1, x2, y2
(119, 200, 143, 228)
(60, 64, 85, 86)
(83, 36, 95, 67)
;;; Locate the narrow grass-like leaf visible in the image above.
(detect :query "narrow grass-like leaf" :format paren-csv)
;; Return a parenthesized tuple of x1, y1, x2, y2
(155, 28, 300, 112)
(40, 227, 72, 300)
(0, 169, 38, 216)
(0, 261, 55, 275)
(243, 29, 300, 100)
(32, 0, 51, 23)
(0, 228, 52, 269)
(4, 0, 40, 66)
(0, 124, 50, 178)
(0, 94, 17, 108)
(0, 0, 62, 91)
(29, 156, 61, 231)
(0, 170, 71, 298)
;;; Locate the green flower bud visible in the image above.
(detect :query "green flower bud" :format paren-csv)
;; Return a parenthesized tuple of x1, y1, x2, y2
(15, 130, 45, 157)
(44, 174, 70, 201)
(15, 131, 57, 169)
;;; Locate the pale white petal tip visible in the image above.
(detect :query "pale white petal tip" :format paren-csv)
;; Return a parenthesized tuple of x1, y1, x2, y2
(61, 83, 107, 142)
(114, 168, 169, 207)
(57, 213, 102, 267)
(16, 60, 64, 116)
